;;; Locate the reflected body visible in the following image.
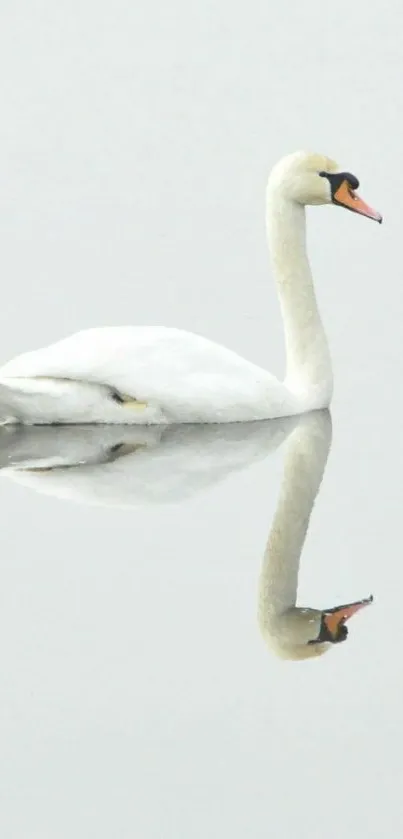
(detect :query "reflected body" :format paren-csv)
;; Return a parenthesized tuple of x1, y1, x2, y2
(258, 411, 372, 659)
(0, 410, 373, 661)
(0, 417, 298, 506)
(0, 153, 381, 425)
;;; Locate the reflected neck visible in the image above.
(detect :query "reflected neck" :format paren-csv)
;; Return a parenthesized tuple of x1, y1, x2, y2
(258, 413, 332, 626)
(266, 190, 333, 404)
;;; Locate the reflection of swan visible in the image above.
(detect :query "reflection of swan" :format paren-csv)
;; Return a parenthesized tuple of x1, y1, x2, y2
(0, 153, 381, 425)
(258, 410, 372, 660)
(0, 417, 298, 506)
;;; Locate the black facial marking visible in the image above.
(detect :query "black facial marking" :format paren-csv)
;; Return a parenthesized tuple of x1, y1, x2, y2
(307, 615, 348, 646)
(319, 170, 360, 197)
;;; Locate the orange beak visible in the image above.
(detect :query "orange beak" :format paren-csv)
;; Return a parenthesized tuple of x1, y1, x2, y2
(333, 180, 382, 223)
(323, 595, 373, 639)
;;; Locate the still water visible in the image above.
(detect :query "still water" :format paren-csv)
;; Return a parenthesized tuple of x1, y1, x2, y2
(0, 1, 402, 837)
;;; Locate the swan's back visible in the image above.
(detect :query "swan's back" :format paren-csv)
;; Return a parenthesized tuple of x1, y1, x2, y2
(0, 326, 293, 423)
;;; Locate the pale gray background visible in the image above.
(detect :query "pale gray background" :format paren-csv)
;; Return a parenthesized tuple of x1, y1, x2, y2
(0, 1, 401, 837)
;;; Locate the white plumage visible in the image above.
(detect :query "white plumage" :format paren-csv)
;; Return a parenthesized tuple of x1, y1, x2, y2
(0, 326, 293, 424)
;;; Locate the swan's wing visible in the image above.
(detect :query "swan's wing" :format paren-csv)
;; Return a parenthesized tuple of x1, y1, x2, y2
(0, 327, 292, 422)
(0, 417, 298, 507)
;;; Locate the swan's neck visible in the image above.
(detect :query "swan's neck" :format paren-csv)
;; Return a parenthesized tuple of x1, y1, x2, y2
(266, 191, 333, 405)
(258, 413, 331, 630)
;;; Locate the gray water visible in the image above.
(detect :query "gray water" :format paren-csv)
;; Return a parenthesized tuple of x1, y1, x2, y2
(0, 2, 401, 837)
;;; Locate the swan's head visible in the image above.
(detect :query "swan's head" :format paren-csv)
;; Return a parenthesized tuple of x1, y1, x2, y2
(268, 151, 382, 223)
(264, 596, 373, 662)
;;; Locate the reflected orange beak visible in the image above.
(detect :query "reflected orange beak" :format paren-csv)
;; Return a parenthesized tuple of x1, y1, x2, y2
(333, 180, 382, 223)
(324, 595, 373, 639)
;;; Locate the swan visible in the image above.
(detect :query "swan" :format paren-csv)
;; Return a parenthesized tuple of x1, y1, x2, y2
(0, 416, 298, 506)
(0, 151, 381, 425)
(258, 410, 373, 660)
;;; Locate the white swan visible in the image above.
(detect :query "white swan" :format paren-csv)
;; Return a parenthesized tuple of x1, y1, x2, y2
(0, 151, 381, 425)
(258, 410, 373, 660)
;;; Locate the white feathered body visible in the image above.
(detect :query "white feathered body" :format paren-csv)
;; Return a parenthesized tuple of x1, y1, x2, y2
(0, 327, 301, 425)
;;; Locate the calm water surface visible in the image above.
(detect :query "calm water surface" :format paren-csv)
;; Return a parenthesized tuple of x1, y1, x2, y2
(0, 2, 401, 837)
